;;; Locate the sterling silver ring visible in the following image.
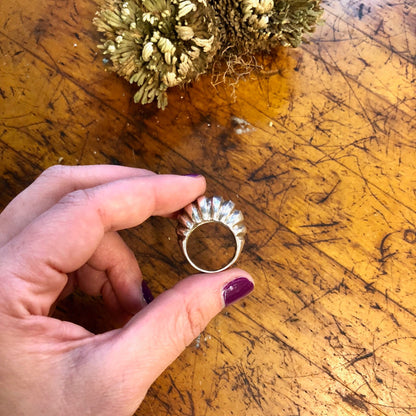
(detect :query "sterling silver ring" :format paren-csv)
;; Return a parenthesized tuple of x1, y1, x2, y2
(176, 195, 247, 273)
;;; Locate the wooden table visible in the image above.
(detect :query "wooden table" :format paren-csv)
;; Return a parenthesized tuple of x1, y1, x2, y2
(1, 0, 415, 414)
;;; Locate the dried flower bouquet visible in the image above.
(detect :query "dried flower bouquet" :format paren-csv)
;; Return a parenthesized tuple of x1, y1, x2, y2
(94, 0, 323, 108)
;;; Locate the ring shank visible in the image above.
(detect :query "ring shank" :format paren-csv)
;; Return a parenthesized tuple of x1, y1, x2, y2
(181, 220, 244, 273)
(176, 195, 246, 273)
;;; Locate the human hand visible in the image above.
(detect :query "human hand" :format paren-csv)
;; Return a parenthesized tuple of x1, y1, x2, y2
(0, 165, 253, 415)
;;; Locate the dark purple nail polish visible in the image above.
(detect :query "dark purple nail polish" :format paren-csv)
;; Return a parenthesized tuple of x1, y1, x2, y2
(185, 173, 202, 178)
(222, 277, 254, 306)
(141, 280, 154, 304)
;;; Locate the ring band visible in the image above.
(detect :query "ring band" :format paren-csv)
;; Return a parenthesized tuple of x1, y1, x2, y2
(176, 195, 247, 273)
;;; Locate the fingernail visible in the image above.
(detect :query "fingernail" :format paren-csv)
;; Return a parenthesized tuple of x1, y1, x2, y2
(222, 277, 254, 306)
(141, 280, 154, 304)
(185, 173, 202, 178)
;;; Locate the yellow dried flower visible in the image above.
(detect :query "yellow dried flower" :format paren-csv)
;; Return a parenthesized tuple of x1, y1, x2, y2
(213, 0, 323, 54)
(94, 0, 220, 109)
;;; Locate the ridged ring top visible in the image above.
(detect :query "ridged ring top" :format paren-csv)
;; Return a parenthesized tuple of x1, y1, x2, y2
(176, 195, 246, 273)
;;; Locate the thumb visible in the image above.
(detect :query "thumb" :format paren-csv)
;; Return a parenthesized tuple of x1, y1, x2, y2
(91, 269, 253, 410)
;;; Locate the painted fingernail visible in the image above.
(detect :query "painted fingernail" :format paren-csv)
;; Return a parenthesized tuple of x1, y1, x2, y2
(185, 173, 202, 178)
(222, 277, 254, 306)
(141, 280, 154, 304)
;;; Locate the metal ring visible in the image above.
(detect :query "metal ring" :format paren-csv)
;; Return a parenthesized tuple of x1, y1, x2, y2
(176, 195, 247, 273)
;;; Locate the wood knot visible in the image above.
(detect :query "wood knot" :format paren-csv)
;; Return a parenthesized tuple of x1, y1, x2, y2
(403, 229, 416, 244)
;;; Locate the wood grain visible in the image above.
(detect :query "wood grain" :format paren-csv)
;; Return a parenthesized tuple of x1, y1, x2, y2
(1, 0, 415, 415)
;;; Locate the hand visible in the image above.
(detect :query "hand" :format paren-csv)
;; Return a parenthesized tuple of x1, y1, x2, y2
(0, 165, 253, 415)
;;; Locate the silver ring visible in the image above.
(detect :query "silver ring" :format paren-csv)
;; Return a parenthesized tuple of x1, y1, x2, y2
(176, 195, 247, 273)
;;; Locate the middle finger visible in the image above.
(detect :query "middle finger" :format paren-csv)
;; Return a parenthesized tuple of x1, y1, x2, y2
(75, 231, 146, 315)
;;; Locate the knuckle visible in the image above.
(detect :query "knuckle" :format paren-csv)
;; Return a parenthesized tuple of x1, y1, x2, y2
(39, 164, 70, 180)
(57, 188, 105, 226)
(58, 188, 93, 208)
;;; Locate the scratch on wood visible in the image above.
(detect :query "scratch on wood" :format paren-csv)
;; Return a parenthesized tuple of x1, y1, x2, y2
(300, 221, 340, 228)
(337, 391, 369, 412)
(317, 179, 341, 204)
(345, 351, 374, 368)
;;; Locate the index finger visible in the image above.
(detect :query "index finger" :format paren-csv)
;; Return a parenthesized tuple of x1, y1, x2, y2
(0, 174, 205, 316)
(0, 164, 156, 246)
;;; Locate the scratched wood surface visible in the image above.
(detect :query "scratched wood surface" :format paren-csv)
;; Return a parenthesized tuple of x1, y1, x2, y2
(1, 0, 416, 414)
